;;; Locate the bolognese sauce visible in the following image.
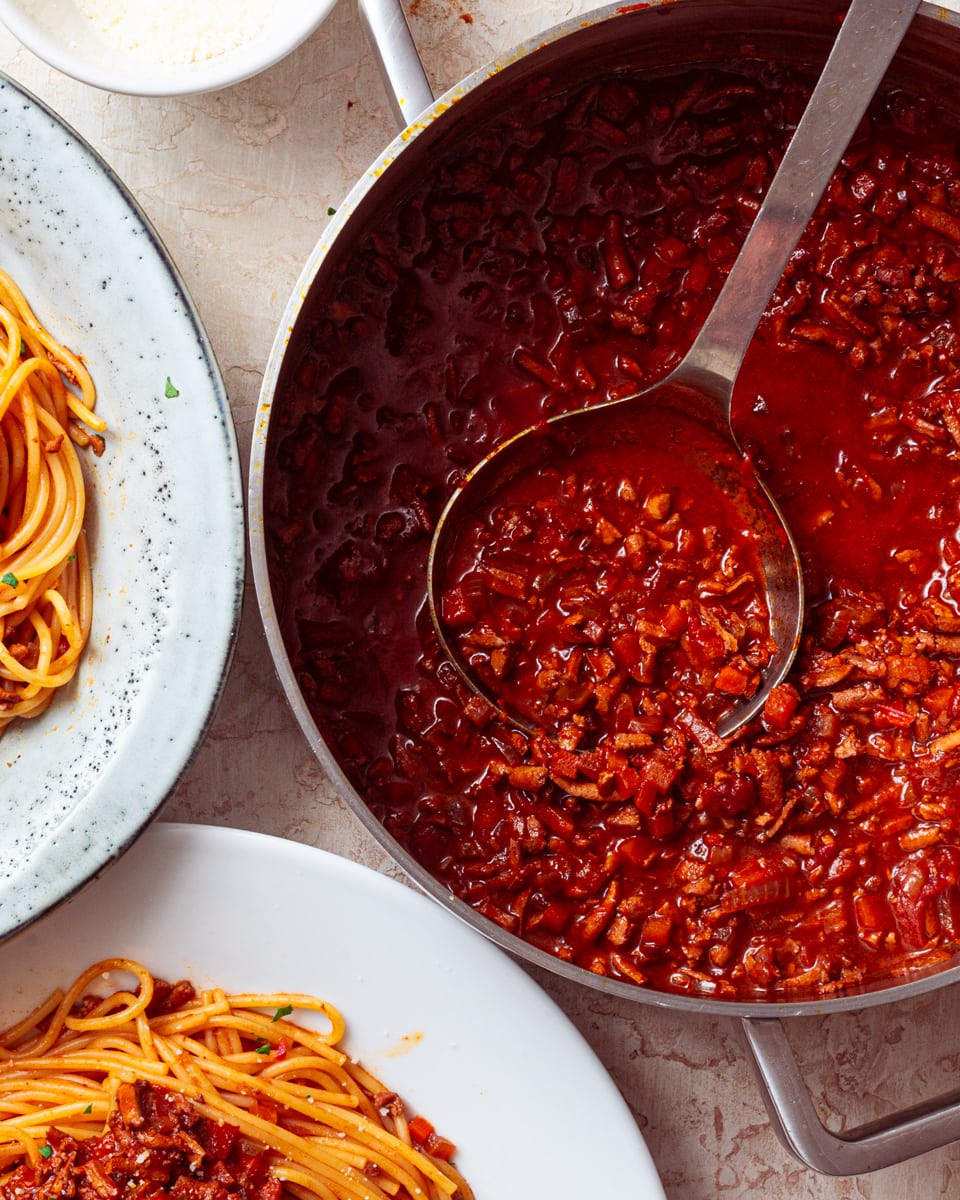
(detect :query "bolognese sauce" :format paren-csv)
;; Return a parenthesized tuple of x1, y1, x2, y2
(438, 416, 776, 737)
(265, 58, 960, 1000)
(0, 1080, 281, 1200)
(0, 965, 471, 1200)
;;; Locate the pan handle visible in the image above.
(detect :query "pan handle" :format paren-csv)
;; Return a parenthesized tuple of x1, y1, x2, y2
(742, 1015, 960, 1174)
(357, 0, 436, 128)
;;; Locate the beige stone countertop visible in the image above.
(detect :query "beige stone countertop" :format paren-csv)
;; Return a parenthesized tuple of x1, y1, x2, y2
(3, 1, 960, 1196)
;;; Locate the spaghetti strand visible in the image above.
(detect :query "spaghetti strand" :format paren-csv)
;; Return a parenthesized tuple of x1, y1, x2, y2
(0, 960, 474, 1200)
(0, 271, 104, 735)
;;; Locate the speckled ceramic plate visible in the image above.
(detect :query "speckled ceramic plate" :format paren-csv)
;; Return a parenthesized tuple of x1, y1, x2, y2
(0, 823, 667, 1199)
(0, 76, 244, 938)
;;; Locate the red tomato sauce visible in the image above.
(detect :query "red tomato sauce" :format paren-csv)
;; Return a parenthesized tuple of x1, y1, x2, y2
(265, 60, 960, 1000)
(439, 412, 775, 736)
(0, 1081, 280, 1200)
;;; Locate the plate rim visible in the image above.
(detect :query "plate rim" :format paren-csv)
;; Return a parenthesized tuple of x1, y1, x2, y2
(0, 69, 246, 941)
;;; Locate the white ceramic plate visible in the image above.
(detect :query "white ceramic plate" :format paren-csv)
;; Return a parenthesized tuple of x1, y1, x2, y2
(0, 823, 666, 1199)
(0, 0, 335, 96)
(0, 78, 244, 938)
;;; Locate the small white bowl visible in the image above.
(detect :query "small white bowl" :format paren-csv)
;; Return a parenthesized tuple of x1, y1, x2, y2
(0, 0, 335, 96)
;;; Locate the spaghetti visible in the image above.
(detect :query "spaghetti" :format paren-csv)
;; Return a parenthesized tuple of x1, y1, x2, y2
(0, 269, 105, 735)
(0, 959, 474, 1200)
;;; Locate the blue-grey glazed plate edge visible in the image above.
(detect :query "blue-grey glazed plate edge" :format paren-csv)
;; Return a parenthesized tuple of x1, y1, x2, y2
(0, 70, 245, 938)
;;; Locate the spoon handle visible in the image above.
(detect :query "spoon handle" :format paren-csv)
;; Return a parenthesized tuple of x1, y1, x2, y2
(673, 0, 923, 412)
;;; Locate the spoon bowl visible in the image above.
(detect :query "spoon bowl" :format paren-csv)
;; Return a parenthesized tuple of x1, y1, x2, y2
(428, 380, 802, 740)
(428, 0, 922, 740)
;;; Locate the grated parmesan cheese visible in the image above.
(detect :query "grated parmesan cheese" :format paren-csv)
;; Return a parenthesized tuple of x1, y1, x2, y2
(72, 0, 271, 65)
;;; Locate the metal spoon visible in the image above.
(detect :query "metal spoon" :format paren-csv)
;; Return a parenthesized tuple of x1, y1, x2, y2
(428, 0, 922, 740)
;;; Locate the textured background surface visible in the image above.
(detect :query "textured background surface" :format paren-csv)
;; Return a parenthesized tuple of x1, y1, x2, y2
(3, 1, 960, 1195)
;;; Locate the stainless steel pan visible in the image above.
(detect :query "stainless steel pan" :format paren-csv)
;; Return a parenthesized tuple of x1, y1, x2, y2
(249, 0, 960, 1173)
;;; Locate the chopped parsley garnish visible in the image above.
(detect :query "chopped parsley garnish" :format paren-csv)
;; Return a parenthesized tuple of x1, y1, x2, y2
(1, 572, 18, 588)
(272, 1004, 293, 1022)
(38, 1145, 53, 1159)
(164, 376, 180, 398)
(327, 206, 336, 216)
(254, 1042, 271, 1055)
(83, 1103, 93, 1114)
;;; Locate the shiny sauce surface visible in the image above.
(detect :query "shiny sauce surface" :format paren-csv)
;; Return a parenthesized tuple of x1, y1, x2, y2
(266, 63, 960, 1000)
(438, 412, 775, 737)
